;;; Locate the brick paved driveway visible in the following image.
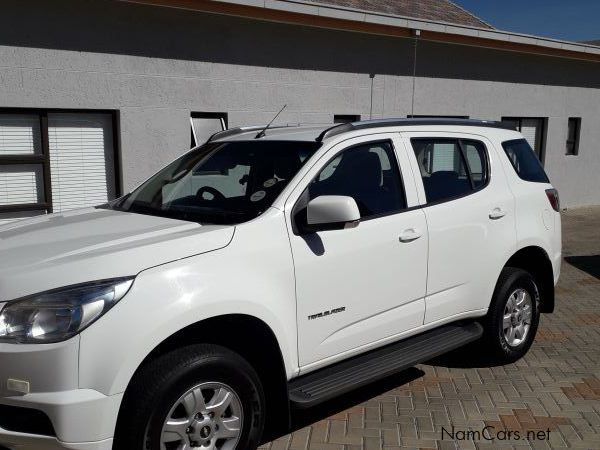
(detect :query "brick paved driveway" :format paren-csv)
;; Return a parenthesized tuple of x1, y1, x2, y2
(263, 207, 600, 449)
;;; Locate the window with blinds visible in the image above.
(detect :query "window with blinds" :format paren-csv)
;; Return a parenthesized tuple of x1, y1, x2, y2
(0, 164, 45, 206)
(0, 110, 118, 224)
(0, 113, 47, 224)
(190, 112, 227, 147)
(48, 113, 116, 213)
(0, 114, 42, 156)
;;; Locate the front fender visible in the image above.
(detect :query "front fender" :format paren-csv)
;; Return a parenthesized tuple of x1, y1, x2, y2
(78, 209, 298, 396)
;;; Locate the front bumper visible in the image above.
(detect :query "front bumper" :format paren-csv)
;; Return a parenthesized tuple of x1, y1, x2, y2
(0, 390, 122, 450)
(0, 430, 113, 450)
(0, 339, 122, 449)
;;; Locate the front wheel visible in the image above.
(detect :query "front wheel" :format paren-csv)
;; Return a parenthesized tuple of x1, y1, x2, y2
(480, 267, 541, 364)
(114, 344, 265, 450)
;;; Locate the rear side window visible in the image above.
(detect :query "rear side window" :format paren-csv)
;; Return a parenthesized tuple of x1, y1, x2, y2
(502, 139, 549, 183)
(462, 140, 487, 189)
(411, 138, 488, 204)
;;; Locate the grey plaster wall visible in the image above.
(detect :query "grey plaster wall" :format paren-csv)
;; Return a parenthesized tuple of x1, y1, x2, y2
(0, 0, 598, 207)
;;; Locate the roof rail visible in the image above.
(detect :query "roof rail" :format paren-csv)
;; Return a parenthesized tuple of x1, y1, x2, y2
(316, 118, 514, 142)
(206, 126, 263, 143)
(206, 124, 303, 143)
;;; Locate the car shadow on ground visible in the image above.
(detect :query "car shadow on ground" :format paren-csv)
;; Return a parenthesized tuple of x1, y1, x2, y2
(565, 255, 600, 279)
(425, 342, 507, 368)
(262, 368, 425, 443)
(263, 344, 516, 443)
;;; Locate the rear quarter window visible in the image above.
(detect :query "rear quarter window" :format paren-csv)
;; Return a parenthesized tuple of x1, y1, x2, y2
(501, 139, 549, 183)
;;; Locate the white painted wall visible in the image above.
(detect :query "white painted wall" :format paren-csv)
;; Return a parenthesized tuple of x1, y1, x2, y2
(0, 0, 598, 207)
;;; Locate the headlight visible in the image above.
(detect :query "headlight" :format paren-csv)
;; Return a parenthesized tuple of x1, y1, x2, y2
(0, 278, 133, 344)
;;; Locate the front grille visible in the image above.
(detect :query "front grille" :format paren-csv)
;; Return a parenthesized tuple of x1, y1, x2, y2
(0, 404, 55, 437)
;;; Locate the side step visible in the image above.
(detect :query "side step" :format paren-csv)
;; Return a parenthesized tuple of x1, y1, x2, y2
(289, 322, 483, 408)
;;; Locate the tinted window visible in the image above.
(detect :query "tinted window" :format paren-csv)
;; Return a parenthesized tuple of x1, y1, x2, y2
(309, 141, 406, 219)
(111, 141, 320, 225)
(462, 140, 488, 189)
(411, 138, 487, 203)
(502, 139, 549, 183)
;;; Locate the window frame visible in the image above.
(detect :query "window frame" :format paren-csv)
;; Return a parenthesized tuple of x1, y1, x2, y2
(409, 137, 491, 207)
(501, 116, 547, 164)
(291, 138, 409, 233)
(190, 112, 228, 148)
(333, 114, 361, 124)
(566, 117, 581, 156)
(0, 108, 121, 217)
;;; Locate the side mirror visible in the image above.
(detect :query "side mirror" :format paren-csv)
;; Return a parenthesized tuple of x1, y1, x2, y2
(306, 195, 360, 231)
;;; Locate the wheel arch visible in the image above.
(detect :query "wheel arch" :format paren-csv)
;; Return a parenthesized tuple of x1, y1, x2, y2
(503, 246, 555, 313)
(114, 314, 291, 441)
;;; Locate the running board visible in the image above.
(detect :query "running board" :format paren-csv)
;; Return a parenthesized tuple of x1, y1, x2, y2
(289, 322, 483, 408)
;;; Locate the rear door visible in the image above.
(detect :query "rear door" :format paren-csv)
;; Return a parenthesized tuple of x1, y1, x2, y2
(285, 133, 428, 369)
(401, 132, 517, 323)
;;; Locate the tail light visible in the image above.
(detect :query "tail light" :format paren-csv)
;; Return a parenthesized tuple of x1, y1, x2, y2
(545, 188, 560, 212)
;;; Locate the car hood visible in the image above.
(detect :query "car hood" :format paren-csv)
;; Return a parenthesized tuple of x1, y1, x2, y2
(0, 208, 234, 301)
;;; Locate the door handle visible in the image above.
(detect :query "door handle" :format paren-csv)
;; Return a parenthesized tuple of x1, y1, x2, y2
(489, 207, 506, 220)
(399, 228, 422, 243)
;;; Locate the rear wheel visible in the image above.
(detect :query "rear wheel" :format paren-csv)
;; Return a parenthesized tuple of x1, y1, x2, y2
(480, 267, 540, 364)
(114, 344, 265, 450)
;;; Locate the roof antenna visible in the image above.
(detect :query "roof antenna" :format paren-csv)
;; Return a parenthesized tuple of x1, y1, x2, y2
(255, 104, 287, 139)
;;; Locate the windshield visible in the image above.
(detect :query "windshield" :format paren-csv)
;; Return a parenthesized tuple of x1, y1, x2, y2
(110, 141, 320, 225)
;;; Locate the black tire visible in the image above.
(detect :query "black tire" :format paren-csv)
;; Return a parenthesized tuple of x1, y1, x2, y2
(479, 267, 541, 364)
(114, 344, 265, 450)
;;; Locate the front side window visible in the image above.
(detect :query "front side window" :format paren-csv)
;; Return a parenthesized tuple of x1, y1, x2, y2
(112, 141, 320, 225)
(309, 141, 406, 219)
(411, 138, 488, 204)
(502, 139, 549, 183)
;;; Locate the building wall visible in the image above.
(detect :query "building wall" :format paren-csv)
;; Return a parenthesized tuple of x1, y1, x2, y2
(0, 0, 598, 207)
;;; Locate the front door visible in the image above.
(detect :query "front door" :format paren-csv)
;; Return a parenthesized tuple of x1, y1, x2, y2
(286, 134, 428, 369)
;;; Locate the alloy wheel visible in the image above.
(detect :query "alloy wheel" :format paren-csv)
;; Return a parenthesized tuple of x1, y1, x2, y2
(502, 288, 533, 347)
(150, 382, 244, 450)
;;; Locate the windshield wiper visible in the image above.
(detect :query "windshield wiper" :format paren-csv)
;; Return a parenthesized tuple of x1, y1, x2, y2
(123, 200, 250, 225)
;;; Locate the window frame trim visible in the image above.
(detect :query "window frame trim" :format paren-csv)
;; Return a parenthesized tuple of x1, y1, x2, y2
(0, 107, 121, 216)
(409, 137, 491, 208)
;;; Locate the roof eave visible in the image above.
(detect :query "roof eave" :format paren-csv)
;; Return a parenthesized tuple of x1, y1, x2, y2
(119, 0, 600, 63)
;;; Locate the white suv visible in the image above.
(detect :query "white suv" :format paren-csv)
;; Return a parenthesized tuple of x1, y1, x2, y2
(0, 119, 561, 450)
